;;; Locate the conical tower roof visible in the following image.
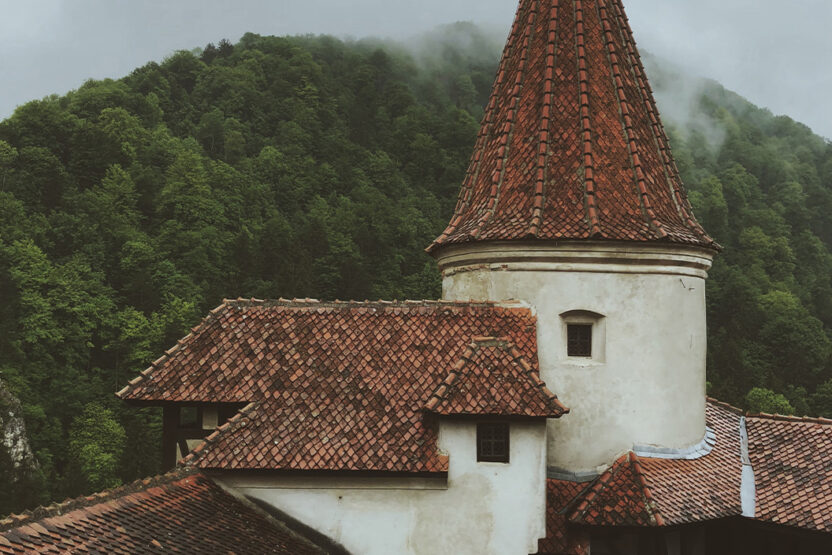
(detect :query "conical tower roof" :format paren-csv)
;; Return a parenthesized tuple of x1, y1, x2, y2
(428, 0, 716, 253)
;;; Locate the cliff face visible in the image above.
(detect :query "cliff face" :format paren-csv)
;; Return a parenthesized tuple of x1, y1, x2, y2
(0, 379, 46, 516)
(0, 378, 36, 474)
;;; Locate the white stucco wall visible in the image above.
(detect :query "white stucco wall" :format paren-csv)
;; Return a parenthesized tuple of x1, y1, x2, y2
(217, 420, 548, 555)
(436, 241, 715, 472)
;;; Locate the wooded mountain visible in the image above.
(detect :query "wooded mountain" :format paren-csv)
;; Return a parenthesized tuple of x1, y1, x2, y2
(1, 23, 830, 515)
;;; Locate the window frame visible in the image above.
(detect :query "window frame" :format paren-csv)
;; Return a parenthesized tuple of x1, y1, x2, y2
(560, 310, 606, 364)
(476, 422, 510, 463)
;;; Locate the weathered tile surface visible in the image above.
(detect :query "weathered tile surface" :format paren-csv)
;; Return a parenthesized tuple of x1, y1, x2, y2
(0, 471, 324, 554)
(424, 337, 568, 418)
(566, 401, 743, 527)
(748, 413, 832, 532)
(428, 0, 716, 253)
(120, 299, 542, 473)
(537, 479, 591, 555)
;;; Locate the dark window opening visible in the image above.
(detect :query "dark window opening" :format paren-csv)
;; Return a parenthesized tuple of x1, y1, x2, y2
(567, 324, 593, 357)
(477, 423, 510, 463)
(179, 406, 199, 429)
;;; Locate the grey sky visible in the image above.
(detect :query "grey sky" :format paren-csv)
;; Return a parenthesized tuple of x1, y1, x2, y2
(1, 0, 830, 139)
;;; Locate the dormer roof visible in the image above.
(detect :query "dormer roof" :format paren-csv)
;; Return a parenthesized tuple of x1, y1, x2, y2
(424, 337, 568, 418)
(428, 0, 716, 253)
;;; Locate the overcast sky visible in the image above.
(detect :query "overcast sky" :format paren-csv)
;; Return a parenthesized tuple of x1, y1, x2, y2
(1, 0, 830, 139)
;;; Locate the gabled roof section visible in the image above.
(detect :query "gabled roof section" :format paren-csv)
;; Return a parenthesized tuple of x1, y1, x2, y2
(0, 470, 325, 554)
(117, 299, 538, 404)
(424, 337, 568, 418)
(747, 413, 832, 533)
(119, 299, 541, 473)
(569, 452, 663, 527)
(543, 400, 832, 540)
(566, 400, 744, 527)
(428, 0, 716, 253)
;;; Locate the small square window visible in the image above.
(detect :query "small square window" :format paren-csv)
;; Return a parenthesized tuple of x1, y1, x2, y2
(567, 324, 592, 357)
(477, 423, 510, 463)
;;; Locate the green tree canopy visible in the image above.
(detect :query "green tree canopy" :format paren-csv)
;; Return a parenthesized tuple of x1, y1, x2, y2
(68, 403, 127, 492)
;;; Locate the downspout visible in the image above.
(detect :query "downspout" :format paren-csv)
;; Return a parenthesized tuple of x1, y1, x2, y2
(739, 417, 756, 518)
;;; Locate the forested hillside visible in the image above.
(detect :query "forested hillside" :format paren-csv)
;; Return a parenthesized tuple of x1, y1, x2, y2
(1, 23, 831, 514)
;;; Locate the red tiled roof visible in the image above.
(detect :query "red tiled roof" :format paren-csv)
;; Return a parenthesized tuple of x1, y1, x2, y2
(119, 299, 544, 473)
(536, 479, 591, 555)
(424, 337, 568, 418)
(566, 400, 743, 527)
(569, 452, 662, 527)
(551, 400, 832, 538)
(428, 0, 715, 253)
(0, 470, 324, 554)
(635, 400, 743, 525)
(747, 413, 832, 533)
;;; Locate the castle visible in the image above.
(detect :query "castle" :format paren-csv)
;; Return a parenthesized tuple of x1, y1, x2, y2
(2, 0, 831, 553)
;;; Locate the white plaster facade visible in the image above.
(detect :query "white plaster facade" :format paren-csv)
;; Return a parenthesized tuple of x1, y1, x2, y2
(218, 420, 548, 555)
(435, 241, 715, 472)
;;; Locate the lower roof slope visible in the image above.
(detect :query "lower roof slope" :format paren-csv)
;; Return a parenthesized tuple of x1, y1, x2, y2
(748, 413, 832, 533)
(119, 299, 557, 473)
(538, 399, 832, 550)
(0, 470, 324, 554)
(569, 400, 742, 528)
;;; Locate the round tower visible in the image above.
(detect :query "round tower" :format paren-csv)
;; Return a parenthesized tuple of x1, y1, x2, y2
(428, 0, 719, 472)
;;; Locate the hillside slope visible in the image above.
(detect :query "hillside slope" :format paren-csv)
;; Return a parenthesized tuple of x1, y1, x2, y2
(1, 23, 830, 513)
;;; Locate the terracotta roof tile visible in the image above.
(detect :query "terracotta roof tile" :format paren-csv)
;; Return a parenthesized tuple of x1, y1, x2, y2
(635, 400, 744, 524)
(747, 413, 832, 532)
(428, 0, 716, 253)
(424, 337, 568, 418)
(556, 400, 832, 536)
(569, 452, 662, 527)
(0, 470, 324, 554)
(567, 400, 743, 527)
(536, 479, 590, 555)
(119, 300, 542, 473)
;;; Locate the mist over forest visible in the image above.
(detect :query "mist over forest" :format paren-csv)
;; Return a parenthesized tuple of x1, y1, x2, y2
(1, 22, 831, 516)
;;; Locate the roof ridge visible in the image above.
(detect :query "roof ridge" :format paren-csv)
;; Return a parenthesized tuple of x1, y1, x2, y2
(628, 452, 666, 526)
(568, 452, 664, 526)
(597, 0, 667, 240)
(746, 412, 832, 425)
(0, 467, 198, 532)
(222, 298, 523, 309)
(527, 0, 560, 238)
(472, 0, 539, 239)
(567, 452, 626, 521)
(575, 0, 602, 237)
(431, 0, 525, 250)
(510, 343, 570, 415)
(424, 345, 475, 412)
(705, 397, 831, 423)
(706, 397, 745, 416)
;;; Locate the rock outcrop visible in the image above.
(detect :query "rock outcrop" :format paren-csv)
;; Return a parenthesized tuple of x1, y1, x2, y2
(0, 378, 37, 474)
